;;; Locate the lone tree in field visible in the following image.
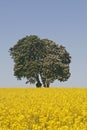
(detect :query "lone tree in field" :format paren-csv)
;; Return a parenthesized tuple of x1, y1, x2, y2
(9, 35, 71, 87)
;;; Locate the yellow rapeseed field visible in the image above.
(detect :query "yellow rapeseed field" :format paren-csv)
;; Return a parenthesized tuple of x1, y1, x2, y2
(0, 88, 87, 130)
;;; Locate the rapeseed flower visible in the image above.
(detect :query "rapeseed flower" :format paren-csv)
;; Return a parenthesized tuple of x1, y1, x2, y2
(0, 88, 87, 130)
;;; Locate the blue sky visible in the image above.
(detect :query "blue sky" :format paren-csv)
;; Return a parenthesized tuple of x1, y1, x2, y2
(0, 0, 87, 87)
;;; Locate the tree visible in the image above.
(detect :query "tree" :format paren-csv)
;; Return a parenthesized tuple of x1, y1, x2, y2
(9, 35, 71, 87)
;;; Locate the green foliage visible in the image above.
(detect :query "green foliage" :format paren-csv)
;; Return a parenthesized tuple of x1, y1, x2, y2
(9, 35, 71, 87)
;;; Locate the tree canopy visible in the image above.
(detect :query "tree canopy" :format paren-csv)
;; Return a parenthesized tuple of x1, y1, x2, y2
(9, 35, 71, 87)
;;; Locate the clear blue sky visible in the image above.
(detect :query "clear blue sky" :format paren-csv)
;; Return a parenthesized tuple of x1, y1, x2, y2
(0, 0, 87, 87)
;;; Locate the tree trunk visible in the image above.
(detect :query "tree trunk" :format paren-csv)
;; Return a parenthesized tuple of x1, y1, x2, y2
(39, 74, 50, 88)
(47, 83, 50, 87)
(40, 74, 46, 87)
(43, 82, 50, 88)
(36, 75, 42, 88)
